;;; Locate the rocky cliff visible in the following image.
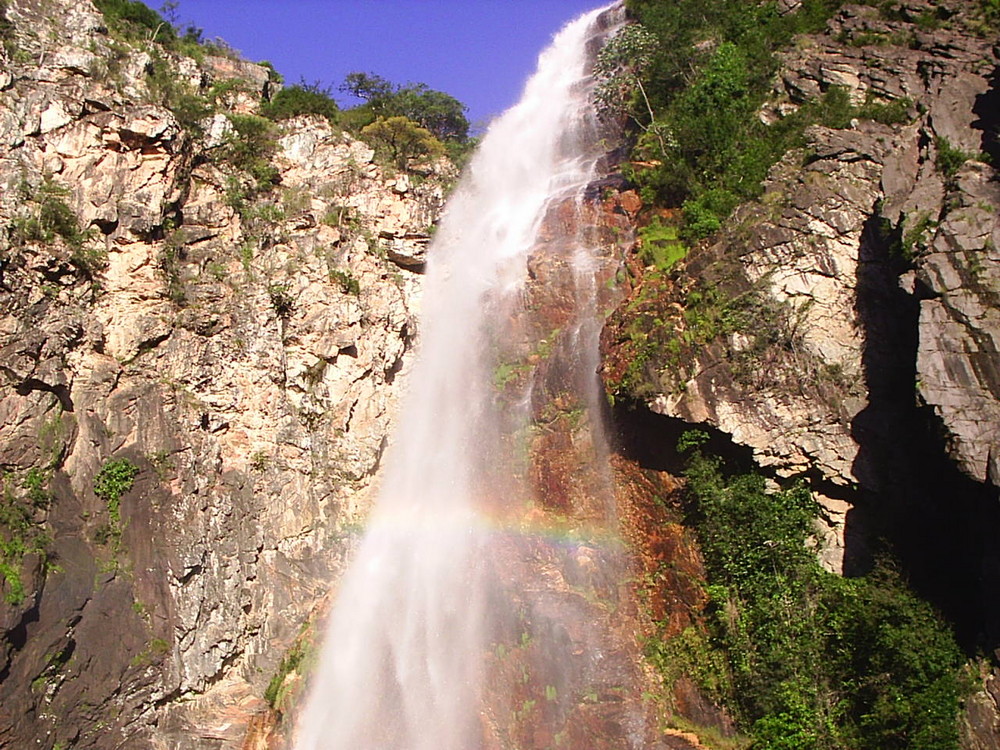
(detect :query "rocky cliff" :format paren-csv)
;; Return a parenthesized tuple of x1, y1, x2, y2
(0, 1, 452, 746)
(602, 0, 1000, 743)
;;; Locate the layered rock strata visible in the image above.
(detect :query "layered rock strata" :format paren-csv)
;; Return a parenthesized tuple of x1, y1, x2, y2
(0, 1, 449, 746)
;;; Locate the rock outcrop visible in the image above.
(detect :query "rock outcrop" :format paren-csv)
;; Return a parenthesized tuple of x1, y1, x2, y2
(604, 0, 999, 566)
(0, 1, 450, 747)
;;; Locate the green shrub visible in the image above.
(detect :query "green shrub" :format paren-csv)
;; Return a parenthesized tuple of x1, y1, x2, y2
(268, 283, 294, 317)
(94, 0, 176, 44)
(811, 85, 857, 129)
(330, 269, 360, 296)
(158, 242, 187, 305)
(613, 1, 921, 239)
(93, 0, 220, 59)
(857, 96, 913, 126)
(653, 446, 968, 748)
(337, 105, 377, 133)
(935, 136, 973, 179)
(360, 116, 444, 171)
(261, 82, 339, 124)
(258, 60, 283, 85)
(23, 469, 49, 508)
(682, 188, 740, 240)
(11, 178, 88, 248)
(10, 178, 106, 276)
(217, 114, 279, 190)
(94, 458, 139, 531)
(0, 470, 52, 605)
(147, 53, 211, 131)
(982, 0, 1000, 27)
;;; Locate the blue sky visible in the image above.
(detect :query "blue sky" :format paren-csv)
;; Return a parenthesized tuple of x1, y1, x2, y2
(167, 1, 606, 128)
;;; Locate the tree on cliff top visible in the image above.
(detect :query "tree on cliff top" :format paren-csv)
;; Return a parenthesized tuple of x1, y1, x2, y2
(260, 81, 340, 124)
(341, 72, 470, 142)
(360, 116, 444, 170)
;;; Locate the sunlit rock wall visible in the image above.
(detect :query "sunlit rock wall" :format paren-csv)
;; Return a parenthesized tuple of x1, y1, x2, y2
(0, 1, 451, 746)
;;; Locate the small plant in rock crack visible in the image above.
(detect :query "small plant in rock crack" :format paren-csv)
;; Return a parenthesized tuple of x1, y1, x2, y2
(10, 178, 105, 274)
(93, 458, 139, 542)
(330, 269, 360, 296)
(0, 469, 53, 604)
(268, 283, 295, 317)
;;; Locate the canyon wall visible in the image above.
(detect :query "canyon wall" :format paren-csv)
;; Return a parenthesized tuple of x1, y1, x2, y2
(0, 1, 449, 746)
(601, 0, 1000, 742)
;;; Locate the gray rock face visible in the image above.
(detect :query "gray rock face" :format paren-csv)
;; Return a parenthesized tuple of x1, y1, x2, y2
(773, 2, 1000, 492)
(0, 1, 449, 747)
(652, 124, 892, 493)
(916, 164, 1000, 487)
(613, 0, 1000, 570)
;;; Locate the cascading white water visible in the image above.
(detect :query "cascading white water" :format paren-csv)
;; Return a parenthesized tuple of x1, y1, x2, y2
(293, 7, 621, 749)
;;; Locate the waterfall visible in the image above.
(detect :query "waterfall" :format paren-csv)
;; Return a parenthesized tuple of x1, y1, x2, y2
(293, 6, 645, 749)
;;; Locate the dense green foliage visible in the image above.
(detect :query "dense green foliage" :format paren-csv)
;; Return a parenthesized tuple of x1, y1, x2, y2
(613, 0, 919, 239)
(8, 178, 106, 275)
(94, 0, 172, 41)
(934, 136, 977, 180)
(0, 471, 51, 605)
(360, 116, 444, 170)
(92, 2, 473, 178)
(260, 82, 339, 123)
(93, 0, 207, 53)
(217, 113, 279, 191)
(650, 444, 968, 748)
(340, 72, 475, 167)
(340, 72, 469, 141)
(10, 179, 86, 247)
(976, 0, 1000, 29)
(94, 458, 139, 532)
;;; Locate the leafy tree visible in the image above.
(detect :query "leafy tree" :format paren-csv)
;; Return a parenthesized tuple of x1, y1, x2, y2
(340, 71, 395, 105)
(386, 84, 469, 141)
(340, 72, 469, 142)
(360, 116, 444, 170)
(594, 24, 674, 155)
